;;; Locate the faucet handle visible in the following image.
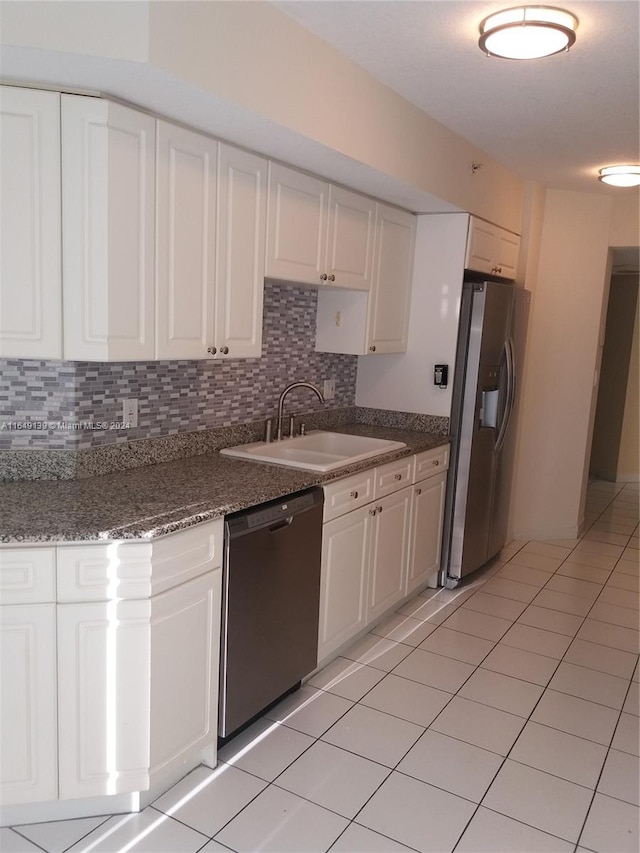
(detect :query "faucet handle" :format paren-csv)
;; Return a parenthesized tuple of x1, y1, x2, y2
(288, 414, 296, 438)
(264, 417, 273, 443)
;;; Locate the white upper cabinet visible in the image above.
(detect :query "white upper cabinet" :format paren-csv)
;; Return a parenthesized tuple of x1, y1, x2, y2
(366, 203, 415, 353)
(465, 215, 520, 279)
(265, 163, 376, 290)
(315, 203, 416, 355)
(156, 120, 217, 360)
(266, 163, 328, 285)
(62, 95, 156, 361)
(0, 86, 62, 358)
(215, 144, 267, 359)
(325, 185, 375, 290)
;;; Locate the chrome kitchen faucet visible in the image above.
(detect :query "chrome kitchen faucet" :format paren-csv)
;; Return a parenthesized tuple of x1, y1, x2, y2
(274, 381, 325, 441)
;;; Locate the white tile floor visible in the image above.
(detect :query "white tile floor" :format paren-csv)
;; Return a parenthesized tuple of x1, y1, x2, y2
(2, 480, 638, 853)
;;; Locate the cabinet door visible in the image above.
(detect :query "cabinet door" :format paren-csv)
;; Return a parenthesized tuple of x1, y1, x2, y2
(0, 86, 62, 358)
(495, 229, 520, 279)
(367, 486, 412, 622)
(464, 217, 496, 275)
(57, 599, 151, 799)
(406, 471, 447, 595)
(62, 95, 155, 361)
(156, 120, 217, 359)
(215, 145, 267, 359)
(325, 185, 375, 291)
(266, 163, 329, 285)
(0, 604, 57, 805)
(149, 570, 221, 788)
(318, 506, 371, 663)
(366, 204, 415, 354)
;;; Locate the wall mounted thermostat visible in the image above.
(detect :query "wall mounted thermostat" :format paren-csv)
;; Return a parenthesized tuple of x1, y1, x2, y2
(434, 364, 449, 389)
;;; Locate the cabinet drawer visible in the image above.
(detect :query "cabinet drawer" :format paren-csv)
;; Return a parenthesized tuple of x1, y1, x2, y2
(57, 541, 153, 602)
(323, 470, 375, 522)
(150, 519, 224, 596)
(413, 445, 449, 483)
(0, 548, 56, 604)
(374, 457, 413, 499)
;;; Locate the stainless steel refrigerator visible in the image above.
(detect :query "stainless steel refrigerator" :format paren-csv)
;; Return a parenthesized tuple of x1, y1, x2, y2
(440, 275, 530, 587)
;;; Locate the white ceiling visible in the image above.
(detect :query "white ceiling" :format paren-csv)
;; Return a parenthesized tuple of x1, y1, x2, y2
(276, 0, 640, 194)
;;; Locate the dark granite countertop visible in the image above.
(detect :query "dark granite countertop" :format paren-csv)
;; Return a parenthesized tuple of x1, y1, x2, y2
(0, 425, 449, 544)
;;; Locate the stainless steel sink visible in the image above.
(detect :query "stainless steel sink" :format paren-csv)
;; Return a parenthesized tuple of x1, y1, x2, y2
(220, 431, 406, 472)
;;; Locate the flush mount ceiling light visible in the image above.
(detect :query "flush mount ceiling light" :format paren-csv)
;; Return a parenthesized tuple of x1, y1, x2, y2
(479, 6, 578, 59)
(598, 166, 640, 187)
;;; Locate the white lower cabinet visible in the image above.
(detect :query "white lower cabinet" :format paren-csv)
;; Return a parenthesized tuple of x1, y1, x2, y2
(0, 604, 57, 805)
(149, 571, 221, 789)
(319, 506, 371, 660)
(318, 446, 449, 664)
(0, 520, 223, 820)
(367, 486, 413, 622)
(406, 471, 447, 594)
(57, 599, 151, 800)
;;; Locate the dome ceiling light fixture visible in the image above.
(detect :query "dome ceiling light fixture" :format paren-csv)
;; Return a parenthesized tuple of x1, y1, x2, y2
(598, 166, 640, 188)
(478, 6, 579, 60)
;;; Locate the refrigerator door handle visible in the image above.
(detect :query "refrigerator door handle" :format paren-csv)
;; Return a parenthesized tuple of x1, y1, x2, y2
(495, 337, 515, 452)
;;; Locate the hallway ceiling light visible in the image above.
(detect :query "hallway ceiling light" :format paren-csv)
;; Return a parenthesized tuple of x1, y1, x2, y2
(478, 6, 578, 59)
(598, 165, 640, 187)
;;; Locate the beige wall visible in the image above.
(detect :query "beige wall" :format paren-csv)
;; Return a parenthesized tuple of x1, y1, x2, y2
(0, 0, 524, 230)
(0, 0, 150, 61)
(610, 190, 640, 247)
(618, 288, 640, 480)
(510, 189, 613, 541)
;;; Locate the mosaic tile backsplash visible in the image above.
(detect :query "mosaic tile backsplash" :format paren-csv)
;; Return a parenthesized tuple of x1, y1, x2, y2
(0, 282, 358, 450)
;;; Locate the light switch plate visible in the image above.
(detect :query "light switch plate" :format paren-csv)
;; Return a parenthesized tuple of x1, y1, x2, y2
(323, 379, 336, 400)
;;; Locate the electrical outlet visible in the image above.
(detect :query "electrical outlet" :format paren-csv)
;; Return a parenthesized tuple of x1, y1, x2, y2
(122, 398, 138, 429)
(323, 379, 336, 400)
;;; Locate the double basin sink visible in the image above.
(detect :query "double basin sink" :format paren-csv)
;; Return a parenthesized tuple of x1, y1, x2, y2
(220, 430, 406, 473)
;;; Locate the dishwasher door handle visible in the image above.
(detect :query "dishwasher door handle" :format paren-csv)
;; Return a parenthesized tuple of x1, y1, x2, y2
(268, 516, 294, 533)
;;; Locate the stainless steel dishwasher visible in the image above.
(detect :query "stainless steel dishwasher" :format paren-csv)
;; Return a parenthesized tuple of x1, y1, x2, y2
(218, 487, 323, 740)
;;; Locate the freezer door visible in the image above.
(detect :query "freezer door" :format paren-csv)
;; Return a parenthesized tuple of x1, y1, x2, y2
(448, 280, 515, 580)
(487, 288, 530, 560)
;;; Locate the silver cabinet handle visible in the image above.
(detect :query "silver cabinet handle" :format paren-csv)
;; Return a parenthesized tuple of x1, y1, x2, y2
(220, 346, 229, 355)
(350, 490, 358, 499)
(369, 345, 376, 352)
(394, 473, 402, 481)
(320, 273, 328, 281)
(433, 459, 440, 466)
(376, 505, 383, 514)
(369, 507, 377, 516)
(328, 274, 335, 281)
(207, 346, 217, 355)
(416, 487, 422, 495)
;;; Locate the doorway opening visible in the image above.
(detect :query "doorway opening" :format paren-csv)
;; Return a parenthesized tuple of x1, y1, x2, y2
(589, 247, 639, 483)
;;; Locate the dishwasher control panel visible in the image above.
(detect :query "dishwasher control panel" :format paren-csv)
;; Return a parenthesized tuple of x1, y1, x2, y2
(226, 488, 322, 535)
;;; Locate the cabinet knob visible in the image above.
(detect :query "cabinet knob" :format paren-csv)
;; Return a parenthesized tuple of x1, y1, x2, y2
(376, 505, 383, 514)
(320, 273, 328, 281)
(207, 346, 217, 355)
(220, 346, 230, 355)
(394, 473, 402, 481)
(350, 490, 358, 499)
(433, 460, 440, 466)
(416, 487, 422, 495)
(497, 267, 503, 274)
(369, 507, 377, 516)
(328, 274, 335, 282)
(369, 345, 376, 352)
